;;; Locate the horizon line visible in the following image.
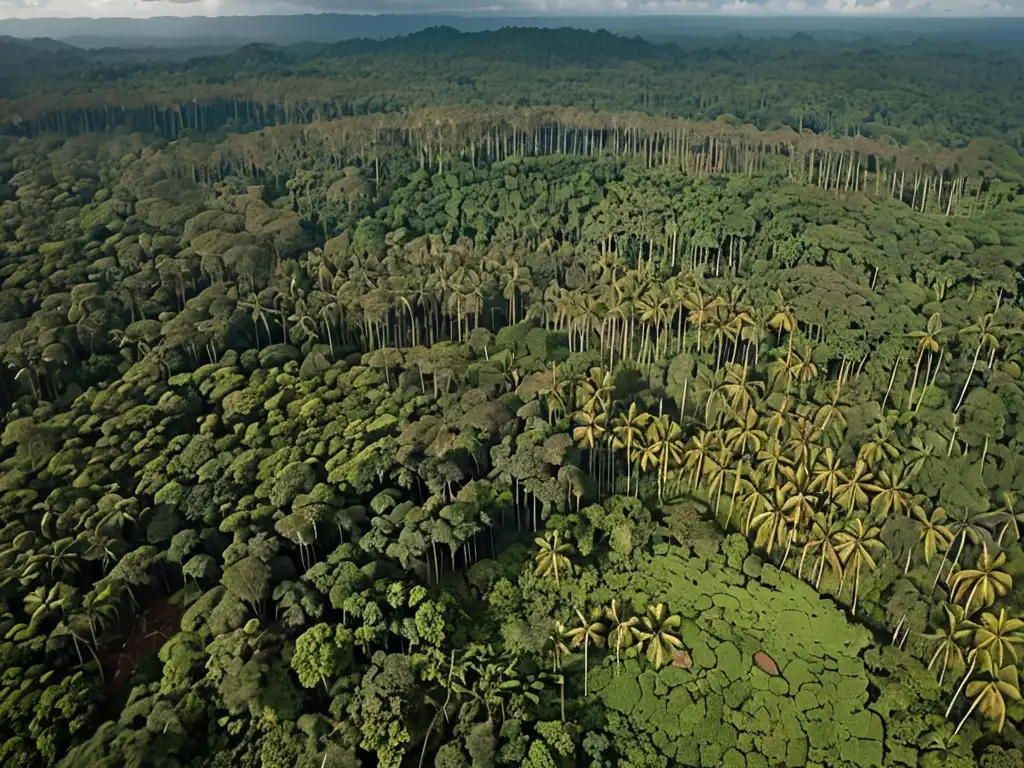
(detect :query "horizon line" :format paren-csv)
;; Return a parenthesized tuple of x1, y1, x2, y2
(2, 12, 1024, 22)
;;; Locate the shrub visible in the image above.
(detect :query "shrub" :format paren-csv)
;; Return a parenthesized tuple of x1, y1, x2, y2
(600, 672, 641, 715)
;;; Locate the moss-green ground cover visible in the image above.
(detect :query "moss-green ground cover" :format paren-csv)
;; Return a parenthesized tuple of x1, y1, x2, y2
(593, 545, 885, 768)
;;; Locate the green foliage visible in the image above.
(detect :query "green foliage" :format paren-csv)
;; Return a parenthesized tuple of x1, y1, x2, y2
(0, 33, 1023, 767)
(291, 623, 353, 689)
(591, 550, 894, 767)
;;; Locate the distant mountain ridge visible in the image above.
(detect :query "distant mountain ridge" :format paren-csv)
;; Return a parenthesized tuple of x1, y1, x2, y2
(313, 26, 665, 66)
(0, 35, 84, 75)
(0, 35, 78, 52)
(1, 13, 1024, 48)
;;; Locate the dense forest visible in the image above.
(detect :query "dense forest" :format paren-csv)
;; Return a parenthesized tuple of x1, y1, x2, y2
(1, 24, 1024, 768)
(3, 27, 1024, 149)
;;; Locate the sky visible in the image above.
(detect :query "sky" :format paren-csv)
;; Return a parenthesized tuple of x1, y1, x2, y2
(0, 0, 1020, 18)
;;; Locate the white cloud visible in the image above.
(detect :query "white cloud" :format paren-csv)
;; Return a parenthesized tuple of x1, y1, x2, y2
(717, 0, 760, 13)
(0, 0, 1022, 18)
(0, 0, 227, 18)
(904, 0, 1014, 10)
(823, 0, 892, 13)
(759, 0, 809, 10)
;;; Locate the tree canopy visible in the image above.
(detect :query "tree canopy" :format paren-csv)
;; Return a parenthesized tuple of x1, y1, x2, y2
(1, 22, 1024, 768)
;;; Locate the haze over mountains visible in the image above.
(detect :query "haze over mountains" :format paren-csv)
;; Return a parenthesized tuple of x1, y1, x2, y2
(1, 13, 1023, 48)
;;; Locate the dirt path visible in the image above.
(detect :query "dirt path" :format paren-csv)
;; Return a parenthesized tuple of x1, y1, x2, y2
(100, 595, 184, 694)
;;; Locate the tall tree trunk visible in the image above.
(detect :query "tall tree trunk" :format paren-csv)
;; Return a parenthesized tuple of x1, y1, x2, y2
(955, 341, 984, 411)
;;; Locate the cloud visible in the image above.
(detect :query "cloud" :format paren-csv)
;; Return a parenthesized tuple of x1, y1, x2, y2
(822, 0, 893, 13)
(217, 0, 1023, 12)
(901, 0, 1015, 10)
(1, 0, 1022, 17)
(0, 0, 226, 16)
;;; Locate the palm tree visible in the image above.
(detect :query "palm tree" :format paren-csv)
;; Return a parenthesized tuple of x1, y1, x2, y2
(572, 408, 607, 481)
(767, 355, 797, 395)
(809, 447, 847, 503)
(858, 420, 901, 470)
(908, 505, 953, 573)
(451, 647, 526, 726)
(605, 599, 640, 673)
(749, 488, 792, 558)
(741, 469, 774, 539)
(980, 491, 1024, 545)
(779, 462, 817, 534)
(950, 547, 1012, 615)
(394, 290, 418, 349)
(834, 460, 877, 515)
(971, 609, 1024, 668)
(639, 603, 684, 670)
(770, 352, 798, 397)
(955, 312, 1004, 412)
(492, 349, 522, 393)
(834, 518, 884, 615)
(548, 621, 572, 721)
(288, 297, 321, 348)
(534, 531, 574, 586)
(23, 584, 67, 634)
(721, 364, 763, 417)
(77, 589, 120, 650)
(903, 435, 939, 479)
(938, 507, 991, 588)
(501, 260, 533, 324)
(612, 402, 650, 496)
(94, 497, 138, 535)
(703, 448, 733, 524)
(22, 537, 81, 584)
(790, 343, 819, 392)
(696, 366, 729, 426)
(239, 292, 274, 349)
(635, 432, 661, 497)
(798, 510, 843, 590)
(955, 651, 1021, 734)
(548, 621, 572, 673)
(568, 607, 607, 695)
(908, 313, 944, 406)
(813, 384, 848, 437)
(708, 306, 735, 366)
(741, 304, 768, 367)
(768, 289, 798, 364)
(871, 464, 914, 519)
(577, 367, 614, 414)
(648, 415, 685, 501)
(608, 295, 635, 366)
(725, 407, 768, 520)
(786, 417, 821, 469)
(636, 286, 670, 364)
(762, 392, 797, 440)
(543, 365, 569, 424)
(755, 436, 792, 487)
(683, 430, 718, 490)
(682, 288, 721, 354)
(923, 604, 972, 686)
(920, 729, 964, 765)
